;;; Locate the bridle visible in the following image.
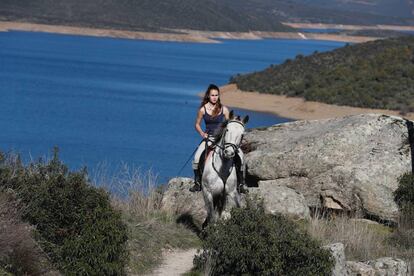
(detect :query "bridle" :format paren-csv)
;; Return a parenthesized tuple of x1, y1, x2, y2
(210, 120, 245, 183)
(220, 120, 245, 157)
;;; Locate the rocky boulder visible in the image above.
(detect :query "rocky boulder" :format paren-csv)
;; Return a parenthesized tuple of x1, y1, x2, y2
(161, 177, 207, 227)
(243, 114, 413, 223)
(162, 177, 312, 225)
(322, 243, 347, 276)
(346, 257, 409, 275)
(250, 180, 310, 219)
(324, 243, 409, 276)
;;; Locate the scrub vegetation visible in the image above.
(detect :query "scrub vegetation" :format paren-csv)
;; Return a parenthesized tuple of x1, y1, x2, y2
(193, 198, 334, 275)
(0, 0, 291, 33)
(1, 149, 413, 274)
(0, 151, 199, 275)
(0, 150, 128, 275)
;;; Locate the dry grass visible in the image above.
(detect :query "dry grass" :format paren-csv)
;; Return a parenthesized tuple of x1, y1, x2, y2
(92, 163, 164, 218)
(305, 211, 414, 272)
(91, 164, 200, 274)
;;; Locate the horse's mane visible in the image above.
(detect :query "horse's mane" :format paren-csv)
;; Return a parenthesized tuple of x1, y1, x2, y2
(212, 120, 227, 142)
(212, 116, 244, 142)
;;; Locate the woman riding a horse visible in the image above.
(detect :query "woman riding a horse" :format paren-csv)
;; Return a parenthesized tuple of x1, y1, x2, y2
(189, 84, 248, 194)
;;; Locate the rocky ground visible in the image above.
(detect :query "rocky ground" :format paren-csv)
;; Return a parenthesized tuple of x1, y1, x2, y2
(160, 113, 414, 275)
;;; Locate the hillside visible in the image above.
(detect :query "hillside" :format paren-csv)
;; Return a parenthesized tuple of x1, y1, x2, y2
(0, 0, 291, 32)
(296, 0, 414, 19)
(224, 0, 414, 26)
(1, 0, 413, 33)
(230, 36, 414, 113)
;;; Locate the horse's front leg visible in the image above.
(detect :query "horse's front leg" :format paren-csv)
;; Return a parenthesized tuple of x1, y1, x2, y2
(222, 172, 240, 220)
(222, 191, 240, 219)
(202, 189, 215, 228)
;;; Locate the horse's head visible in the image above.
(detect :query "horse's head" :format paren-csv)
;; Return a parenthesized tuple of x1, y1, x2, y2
(222, 110, 249, 159)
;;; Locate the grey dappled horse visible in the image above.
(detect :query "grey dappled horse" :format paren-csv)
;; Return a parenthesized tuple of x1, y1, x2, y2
(202, 111, 249, 228)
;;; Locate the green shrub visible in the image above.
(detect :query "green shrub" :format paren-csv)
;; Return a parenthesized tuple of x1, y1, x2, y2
(394, 172, 414, 209)
(194, 199, 334, 275)
(391, 172, 414, 248)
(0, 150, 128, 275)
(394, 172, 414, 230)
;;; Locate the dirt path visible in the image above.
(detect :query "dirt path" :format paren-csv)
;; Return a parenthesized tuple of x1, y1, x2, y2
(147, 248, 198, 276)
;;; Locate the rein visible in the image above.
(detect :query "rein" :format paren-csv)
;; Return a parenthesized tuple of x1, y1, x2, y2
(214, 120, 245, 151)
(211, 120, 245, 183)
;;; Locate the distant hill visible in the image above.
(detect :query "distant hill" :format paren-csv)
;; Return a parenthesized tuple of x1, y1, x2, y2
(295, 0, 414, 19)
(0, 0, 292, 32)
(1, 0, 413, 33)
(230, 36, 414, 113)
(223, 0, 414, 26)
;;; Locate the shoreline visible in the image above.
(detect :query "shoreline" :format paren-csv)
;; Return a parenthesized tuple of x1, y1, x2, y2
(283, 22, 414, 31)
(219, 84, 414, 121)
(0, 21, 379, 43)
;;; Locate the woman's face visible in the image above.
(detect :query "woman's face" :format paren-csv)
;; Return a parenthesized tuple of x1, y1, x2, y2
(209, 89, 219, 104)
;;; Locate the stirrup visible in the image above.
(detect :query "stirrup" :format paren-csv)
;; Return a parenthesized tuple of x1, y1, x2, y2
(189, 182, 202, 192)
(190, 169, 202, 192)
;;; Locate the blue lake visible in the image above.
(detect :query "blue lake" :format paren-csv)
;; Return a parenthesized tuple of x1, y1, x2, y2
(0, 31, 345, 185)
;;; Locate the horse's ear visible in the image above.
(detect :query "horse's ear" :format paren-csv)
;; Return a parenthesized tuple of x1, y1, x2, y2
(243, 115, 249, 124)
(229, 110, 234, 119)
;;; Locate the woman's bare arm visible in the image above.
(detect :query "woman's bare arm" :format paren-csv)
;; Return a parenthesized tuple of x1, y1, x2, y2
(195, 107, 207, 138)
(223, 106, 230, 120)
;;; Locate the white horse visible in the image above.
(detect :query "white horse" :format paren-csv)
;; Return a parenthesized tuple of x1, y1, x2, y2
(201, 111, 249, 227)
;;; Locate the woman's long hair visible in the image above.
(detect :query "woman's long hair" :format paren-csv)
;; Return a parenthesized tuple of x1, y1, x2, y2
(200, 84, 222, 117)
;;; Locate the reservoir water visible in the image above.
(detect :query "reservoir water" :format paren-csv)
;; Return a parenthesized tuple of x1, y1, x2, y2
(0, 31, 345, 185)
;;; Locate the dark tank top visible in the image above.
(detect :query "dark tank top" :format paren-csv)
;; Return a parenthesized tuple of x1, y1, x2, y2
(203, 106, 225, 135)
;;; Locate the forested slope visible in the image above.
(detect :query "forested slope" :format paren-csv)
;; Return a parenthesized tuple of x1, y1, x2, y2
(230, 36, 414, 112)
(0, 0, 291, 32)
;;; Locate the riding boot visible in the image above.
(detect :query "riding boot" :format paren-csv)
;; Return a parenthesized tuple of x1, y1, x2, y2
(189, 169, 202, 192)
(237, 168, 249, 194)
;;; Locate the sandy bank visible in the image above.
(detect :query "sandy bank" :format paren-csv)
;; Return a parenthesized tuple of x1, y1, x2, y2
(0, 21, 378, 43)
(0, 21, 218, 43)
(283, 22, 414, 31)
(220, 84, 414, 121)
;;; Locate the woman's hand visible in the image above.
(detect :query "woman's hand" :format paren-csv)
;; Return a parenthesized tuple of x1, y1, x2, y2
(201, 132, 208, 139)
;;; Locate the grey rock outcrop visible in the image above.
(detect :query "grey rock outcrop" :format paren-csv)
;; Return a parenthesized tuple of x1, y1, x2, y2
(244, 114, 412, 223)
(162, 177, 311, 223)
(323, 243, 409, 276)
(367, 257, 410, 275)
(346, 257, 409, 275)
(346, 261, 375, 275)
(250, 180, 310, 219)
(161, 177, 207, 227)
(323, 243, 347, 276)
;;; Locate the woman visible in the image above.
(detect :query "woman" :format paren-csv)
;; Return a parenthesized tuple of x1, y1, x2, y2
(189, 84, 247, 193)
